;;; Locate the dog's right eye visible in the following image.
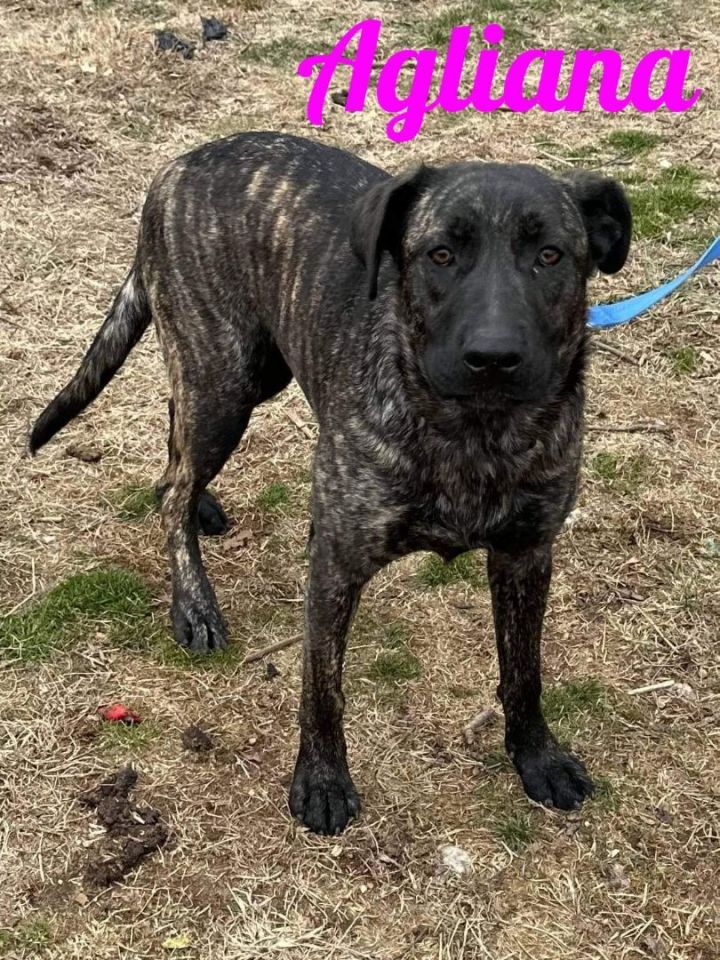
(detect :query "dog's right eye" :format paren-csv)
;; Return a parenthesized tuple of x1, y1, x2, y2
(428, 247, 454, 266)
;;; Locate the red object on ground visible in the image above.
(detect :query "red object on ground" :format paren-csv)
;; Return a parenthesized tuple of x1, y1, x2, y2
(98, 703, 141, 725)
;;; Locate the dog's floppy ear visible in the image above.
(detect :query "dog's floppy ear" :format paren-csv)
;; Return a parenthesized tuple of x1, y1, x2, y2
(566, 171, 632, 275)
(350, 165, 428, 300)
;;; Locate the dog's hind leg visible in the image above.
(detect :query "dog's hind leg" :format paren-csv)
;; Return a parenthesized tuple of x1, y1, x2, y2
(155, 321, 291, 653)
(156, 399, 231, 537)
(159, 386, 252, 653)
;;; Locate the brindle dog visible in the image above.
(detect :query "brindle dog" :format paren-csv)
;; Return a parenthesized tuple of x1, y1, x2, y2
(30, 132, 632, 835)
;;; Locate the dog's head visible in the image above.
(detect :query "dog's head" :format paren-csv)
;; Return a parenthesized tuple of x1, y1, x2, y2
(350, 161, 631, 406)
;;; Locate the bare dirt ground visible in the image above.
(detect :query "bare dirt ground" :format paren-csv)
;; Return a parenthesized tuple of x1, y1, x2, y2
(1, 0, 719, 957)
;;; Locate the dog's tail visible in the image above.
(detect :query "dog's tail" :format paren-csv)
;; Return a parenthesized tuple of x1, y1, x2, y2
(29, 263, 151, 453)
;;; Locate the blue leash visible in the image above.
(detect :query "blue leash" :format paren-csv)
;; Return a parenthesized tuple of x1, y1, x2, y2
(588, 235, 720, 329)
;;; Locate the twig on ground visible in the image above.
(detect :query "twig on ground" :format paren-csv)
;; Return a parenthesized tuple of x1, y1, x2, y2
(462, 707, 497, 745)
(242, 634, 302, 664)
(285, 408, 315, 439)
(629, 679, 674, 695)
(535, 148, 574, 167)
(590, 151, 635, 169)
(586, 420, 673, 438)
(592, 340, 640, 365)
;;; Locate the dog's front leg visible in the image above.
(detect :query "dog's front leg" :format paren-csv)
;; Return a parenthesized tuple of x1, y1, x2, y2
(289, 536, 365, 835)
(487, 544, 595, 810)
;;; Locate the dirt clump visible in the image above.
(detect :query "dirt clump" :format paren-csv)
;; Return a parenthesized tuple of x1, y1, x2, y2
(79, 767, 169, 888)
(181, 723, 215, 753)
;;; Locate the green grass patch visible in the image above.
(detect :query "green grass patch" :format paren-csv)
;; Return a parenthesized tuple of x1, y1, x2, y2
(592, 774, 619, 812)
(496, 812, 535, 851)
(367, 645, 421, 684)
(604, 130, 663, 155)
(482, 749, 513, 772)
(668, 345, 698, 375)
(379, 621, 409, 649)
(590, 451, 621, 484)
(0, 919, 53, 954)
(0, 568, 154, 662)
(534, 136, 598, 166)
(113, 483, 157, 521)
(570, 19, 619, 50)
(417, 551, 485, 589)
(256, 481, 291, 512)
(420, 4, 526, 50)
(130, 0, 171, 16)
(121, 118, 155, 142)
(98, 720, 160, 752)
(542, 678, 607, 725)
(243, 38, 323, 67)
(590, 0, 660, 10)
(626, 165, 709, 240)
(589, 452, 648, 497)
(155, 636, 245, 670)
(675, 577, 702, 613)
(590, 453, 620, 483)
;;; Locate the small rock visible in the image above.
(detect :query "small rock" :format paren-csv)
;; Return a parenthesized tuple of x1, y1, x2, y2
(201, 16, 228, 41)
(654, 806, 674, 824)
(225, 527, 253, 549)
(181, 724, 215, 753)
(702, 536, 720, 559)
(563, 508, 584, 530)
(602, 861, 629, 889)
(438, 844, 473, 876)
(265, 661, 280, 680)
(670, 681, 696, 700)
(640, 933, 666, 957)
(331, 89, 349, 106)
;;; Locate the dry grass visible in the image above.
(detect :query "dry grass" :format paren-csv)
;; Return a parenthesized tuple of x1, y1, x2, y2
(1, 0, 719, 957)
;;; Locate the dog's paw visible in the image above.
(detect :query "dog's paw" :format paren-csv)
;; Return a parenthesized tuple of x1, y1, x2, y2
(289, 756, 361, 835)
(198, 491, 231, 536)
(171, 592, 228, 653)
(513, 743, 594, 810)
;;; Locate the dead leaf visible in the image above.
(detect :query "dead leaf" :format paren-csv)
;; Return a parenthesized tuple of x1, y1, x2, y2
(163, 933, 192, 951)
(225, 528, 253, 549)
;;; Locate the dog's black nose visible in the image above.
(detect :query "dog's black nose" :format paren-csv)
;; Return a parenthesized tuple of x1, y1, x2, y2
(463, 348, 523, 375)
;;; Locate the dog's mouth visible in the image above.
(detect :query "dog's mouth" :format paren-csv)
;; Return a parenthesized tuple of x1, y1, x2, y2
(427, 373, 539, 409)
(420, 356, 551, 410)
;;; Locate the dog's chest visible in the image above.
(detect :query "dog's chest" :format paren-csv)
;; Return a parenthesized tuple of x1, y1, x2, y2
(407, 472, 515, 556)
(400, 445, 567, 558)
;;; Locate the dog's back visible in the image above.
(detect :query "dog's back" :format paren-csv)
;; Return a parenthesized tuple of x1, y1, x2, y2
(30, 133, 384, 451)
(143, 134, 384, 324)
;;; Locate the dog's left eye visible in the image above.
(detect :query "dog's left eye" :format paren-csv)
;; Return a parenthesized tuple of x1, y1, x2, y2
(428, 247, 454, 266)
(537, 247, 563, 267)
